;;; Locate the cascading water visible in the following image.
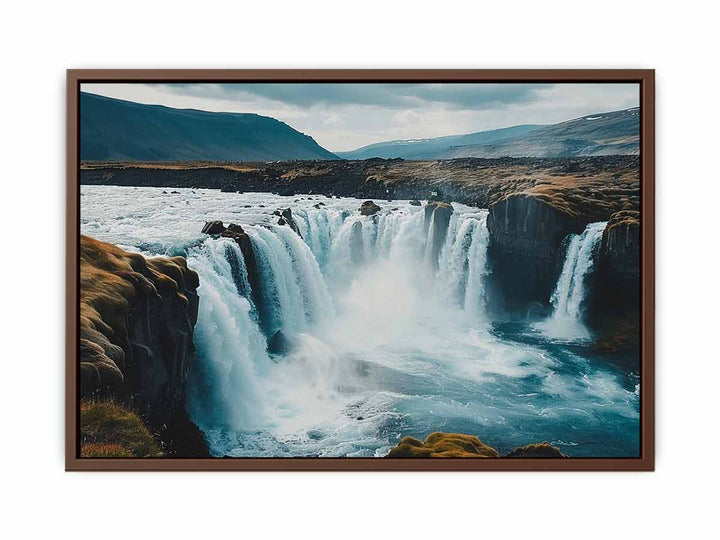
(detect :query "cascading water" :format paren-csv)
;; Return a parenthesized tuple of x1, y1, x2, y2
(184, 238, 271, 433)
(80, 186, 640, 458)
(437, 212, 491, 318)
(535, 221, 607, 340)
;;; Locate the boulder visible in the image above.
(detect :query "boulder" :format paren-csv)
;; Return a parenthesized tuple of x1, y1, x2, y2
(278, 208, 303, 237)
(359, 200, 382, 216)
(388, 432, 500, 458)
(201, 220, 225, 235)
(409, 199, 421, 206)
(505, 442, 566, 458)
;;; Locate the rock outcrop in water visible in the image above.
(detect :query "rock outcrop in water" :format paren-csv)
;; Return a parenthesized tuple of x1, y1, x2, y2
(424, 201, 453, 267)
(389, 433, 500, 458)
(506, 442, 567, 458)
(387, 432, 567, 458)
(276, 208, 303, 237)
(359, 200, 382, 216)
(267, 330, 295, 355)
(201, 221, 263, 312)
(79, 235, 207, 455)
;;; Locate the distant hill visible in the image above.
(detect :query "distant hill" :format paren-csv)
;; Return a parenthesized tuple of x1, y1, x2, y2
(443, 108, 640, 158)
(339, 108, 639, 160)
(80, 92, 338, 162)
(337, 124, 542, 160)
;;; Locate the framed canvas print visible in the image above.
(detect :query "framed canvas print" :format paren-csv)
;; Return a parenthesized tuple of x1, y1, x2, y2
(66, 69, 654, 471)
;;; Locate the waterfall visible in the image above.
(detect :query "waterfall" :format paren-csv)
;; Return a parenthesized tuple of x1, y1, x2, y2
(185, 238, 271, 433)
(436, 210, 491, 317)
(536, 221, 607, 340)
(182, 203, 493, 451)
(247, 225, 334, 335)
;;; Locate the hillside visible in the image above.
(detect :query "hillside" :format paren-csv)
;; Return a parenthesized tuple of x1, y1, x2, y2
(339, 108, 639, 160)
(337, 124, 542, 160)
(443, 108, 640, 158)
(80, 92, 339, 162)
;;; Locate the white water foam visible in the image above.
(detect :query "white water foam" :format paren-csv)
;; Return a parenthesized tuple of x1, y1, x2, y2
(81, 186, 638, 457)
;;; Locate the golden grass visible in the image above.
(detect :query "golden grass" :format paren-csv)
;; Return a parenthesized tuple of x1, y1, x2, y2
(79, 235, 198, 391)
(80, 400, 162, 458)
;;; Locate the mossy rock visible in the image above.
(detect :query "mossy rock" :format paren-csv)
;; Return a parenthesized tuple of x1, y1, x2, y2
(505, 442, 566, 458)
(388, 432, 500, 458)
(359, 200, 382, 216)
(80, 400, 162, 458)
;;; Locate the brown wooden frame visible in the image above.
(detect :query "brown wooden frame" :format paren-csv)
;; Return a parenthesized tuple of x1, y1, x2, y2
(66, 69, 655, 471)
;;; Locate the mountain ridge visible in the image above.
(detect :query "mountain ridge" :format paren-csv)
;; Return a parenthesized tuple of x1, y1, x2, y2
(80, 92, 339, 162)
(338, 107, 639, 160)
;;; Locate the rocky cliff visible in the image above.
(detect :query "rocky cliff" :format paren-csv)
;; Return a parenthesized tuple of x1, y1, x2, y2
(79, 235, 207, 455)
(485, 159, 639, 316)
(487, 194, 582, 311)
(587, 210, 641, 353)
(388, 432, 566, 458)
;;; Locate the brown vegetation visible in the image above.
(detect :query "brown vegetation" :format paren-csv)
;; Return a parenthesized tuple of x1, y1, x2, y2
(388, 432, 501, 458)
(388, 432, 568, 458)
(80, 400, 161, 458)
(81, 156, 639, 225)
(505, 442, 566, 458)
(80, 235, 199, 391)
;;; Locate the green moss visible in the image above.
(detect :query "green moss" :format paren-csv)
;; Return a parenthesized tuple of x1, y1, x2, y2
(80, 400, 162, 458)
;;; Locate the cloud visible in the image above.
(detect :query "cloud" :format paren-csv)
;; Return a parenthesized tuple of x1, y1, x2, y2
(81, 82, 639, 151)
(158, 82, 552, 110)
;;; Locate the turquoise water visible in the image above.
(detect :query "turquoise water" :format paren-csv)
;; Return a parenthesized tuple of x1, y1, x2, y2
(81, 186, 640, 458)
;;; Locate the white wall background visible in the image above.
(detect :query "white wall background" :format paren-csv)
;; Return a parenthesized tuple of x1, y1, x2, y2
(1, 1, 716, 537)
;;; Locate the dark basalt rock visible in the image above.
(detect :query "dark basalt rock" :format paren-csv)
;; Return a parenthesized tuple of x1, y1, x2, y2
(409, 199, 421, 206)
(424, 201, 454, 268)
(599, 210, 640, 282)
(586, 210, 640, 355)
(359, 200, 382, 216)
(79, 235, 208, 456)
(218, 223, 263, 316)
(505, 442, 566, 458)
(267, 330, 295, 355)
(486, 194, 582, 313)
(201, 220, 225, 235)
(278, 208, 303, 237)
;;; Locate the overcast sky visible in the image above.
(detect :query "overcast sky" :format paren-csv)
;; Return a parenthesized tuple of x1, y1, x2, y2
(82, 83, 639, 152)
